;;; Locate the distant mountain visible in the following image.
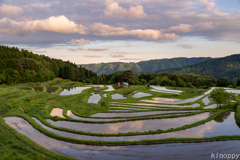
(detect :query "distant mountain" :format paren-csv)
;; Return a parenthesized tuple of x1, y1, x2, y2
(155, 54, 240, 82)
(81, 57, 211, 75)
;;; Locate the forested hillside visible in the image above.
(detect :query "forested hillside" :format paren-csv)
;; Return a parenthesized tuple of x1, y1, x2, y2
(155, 54, 240, 83)
(81, 57, 211, 75)
(0, 46, 98, 84)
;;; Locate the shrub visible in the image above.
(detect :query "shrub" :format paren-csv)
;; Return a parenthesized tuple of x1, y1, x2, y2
(99, 100, 107, 107)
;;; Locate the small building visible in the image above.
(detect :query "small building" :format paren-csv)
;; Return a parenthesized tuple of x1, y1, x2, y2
(93, 86, 101, 90)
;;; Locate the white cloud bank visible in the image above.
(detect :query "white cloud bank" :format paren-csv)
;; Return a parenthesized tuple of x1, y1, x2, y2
(0, 15, 87, 36)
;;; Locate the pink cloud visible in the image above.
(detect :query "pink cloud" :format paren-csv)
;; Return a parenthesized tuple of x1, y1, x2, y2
(68, 48, 78, 51)
(78, 47, 85, 50)
(104, 0, 148, 19)
(165, 24, 193, 33)
(88, 47, 109, 51)
(0, 15, 87, 36)
(0, 5, 22, 16)
(84, 55, 102, 58)
(92, 23, 179, 39)
(71, 38, 90, 44)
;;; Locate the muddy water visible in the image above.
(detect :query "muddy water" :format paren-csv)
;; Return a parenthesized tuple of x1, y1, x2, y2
(4, 116, 240, 160)
(87, 92, 101, 104)
(50, 108, 65, 118)
(46, 112, 209, 134)
(90, 110, 198, 118)
(60, 87, 90, 95)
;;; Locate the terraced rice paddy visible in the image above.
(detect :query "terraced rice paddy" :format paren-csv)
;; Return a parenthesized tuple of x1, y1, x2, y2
(2, 83, 240, 159)
(60, 87, 90, 95)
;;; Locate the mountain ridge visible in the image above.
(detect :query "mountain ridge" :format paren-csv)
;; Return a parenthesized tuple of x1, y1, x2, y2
(81, 57, 212, 75)
(155, 54, 240, 83)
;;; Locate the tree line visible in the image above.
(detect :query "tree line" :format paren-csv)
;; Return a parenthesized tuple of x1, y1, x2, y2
(0, 46, 98, 85)
(99, 70, 238, 88)
(1, 45, 239, 88)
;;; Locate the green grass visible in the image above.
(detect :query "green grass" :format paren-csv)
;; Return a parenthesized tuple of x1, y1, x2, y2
(235, 104, 240, 125)
(0, 118, 76, 160)
(0, 80, 239, 158)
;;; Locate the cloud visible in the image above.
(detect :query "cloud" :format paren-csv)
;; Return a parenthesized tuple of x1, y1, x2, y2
(110, 53, 125, 58)
(68, 48, 78, 51)
(104, 0, 148, 19)
(165, 24, 193, 33)
(110, 51, 130, 57)
(92, 23, 179, 39)
(0, 4, 22, 16)
(78, 47, 85, 50)
(194, 21, 215, 30)
(88, 47, 109, 51)
(84, 55, 102, 58)
(178, 44, 195, 49)
(0, 15, 87, 36)
(71, 38, 90, 44)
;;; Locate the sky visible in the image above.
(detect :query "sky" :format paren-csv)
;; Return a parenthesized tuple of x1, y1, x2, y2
(0, 0, 240, 64)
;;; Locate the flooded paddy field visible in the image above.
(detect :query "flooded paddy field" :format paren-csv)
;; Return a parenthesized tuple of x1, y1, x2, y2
(46, 87, 59, 94)
(4, 116, 240, 160)
(60, 87, 90, 95)
(90, 110, 199, 118)
(2, 84, 240, 160)
(87, 92, 101, 104)
(46, 112, 209, 134)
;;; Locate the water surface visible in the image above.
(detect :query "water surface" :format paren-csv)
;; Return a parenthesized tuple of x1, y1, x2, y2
(132, 92, 152, 98)
(47, 87, 59, 94)
(60, 87, 90, 95)
(111, 94, 128, 99)
(90, 110, 199, 118)
(4, 116, 240, 160)
(47, 112, 209, 134)
(87, 92, 101, 104)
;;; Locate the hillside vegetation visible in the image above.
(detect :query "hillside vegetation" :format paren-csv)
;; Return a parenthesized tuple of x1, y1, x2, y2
(155, 54, 240, 83)
(81, 57, 211, 75)
(0, 46, 98, 85)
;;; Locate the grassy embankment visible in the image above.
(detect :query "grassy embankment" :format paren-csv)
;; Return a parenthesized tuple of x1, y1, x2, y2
(0, 79, 239, 157)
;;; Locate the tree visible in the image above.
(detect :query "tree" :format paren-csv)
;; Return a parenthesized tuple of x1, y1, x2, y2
(237, 78, 240, 86)
(208, 88, 234, 109)
(121, 70, 134, 82)
(141, 79, 147, 85)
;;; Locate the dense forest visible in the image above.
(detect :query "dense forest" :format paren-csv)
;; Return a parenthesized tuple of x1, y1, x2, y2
(81, 57, 211, 75)
(155, 54, 240, 84)
(0, 46, 98, 85)
(98, 70, 236, 88)
(0, 45, 238, 88)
